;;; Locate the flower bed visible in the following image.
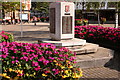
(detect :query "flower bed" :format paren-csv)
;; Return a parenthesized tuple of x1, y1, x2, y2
(75, 19, 88, 26)
(75, 26, 120, 48)
(0, 42, 82, 80)
(0, 31, 14, 42)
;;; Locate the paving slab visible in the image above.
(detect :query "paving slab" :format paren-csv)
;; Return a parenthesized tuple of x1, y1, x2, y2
(67, 43, 99, 54)
(2, 22, 120, 79)
(41, 38, 86, 46)
(81, 67, 119, 79)
(76, 47, 114, 68)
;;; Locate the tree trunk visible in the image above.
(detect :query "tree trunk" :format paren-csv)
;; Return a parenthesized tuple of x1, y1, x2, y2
(11, 12, 13, 23)
(97, 11, 101, 25)
(2, 9, 5, 19)
(0, 2, 2, 19)
(115, 10, 118, 28)
(13, 11, 15, 19)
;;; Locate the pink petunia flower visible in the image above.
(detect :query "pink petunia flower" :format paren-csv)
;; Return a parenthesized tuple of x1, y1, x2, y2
(43, 60, 49, 65)
(38, 56, 45, 61)
(32, 61, 39, 66)
(12, 61, 15, 64)
(34, 66, 41, 71)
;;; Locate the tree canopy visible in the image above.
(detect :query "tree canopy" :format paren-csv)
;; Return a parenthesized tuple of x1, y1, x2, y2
(31, 2, 50, 14)
(2, 2, 25, 12)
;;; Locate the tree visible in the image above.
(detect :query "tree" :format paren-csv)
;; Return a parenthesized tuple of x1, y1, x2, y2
(31, 2, 50, 16)
(86, 1, 120, 27)
(85, 2, 105, 25)
(107, 2, 120, 28)
(2, 2, 25, 19)
(0, 1, 2, 19)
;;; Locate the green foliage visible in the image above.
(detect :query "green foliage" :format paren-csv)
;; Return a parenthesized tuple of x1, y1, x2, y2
(40, 17, 45, 22)
(2, 2, 25, 19)
(2, 2, 24, 12)
(75, 19, 88, 26)
(32, 2, 50, 14)
(75, 10, 82, 19)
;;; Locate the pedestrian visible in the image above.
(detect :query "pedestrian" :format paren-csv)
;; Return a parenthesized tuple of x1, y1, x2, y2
(12, 19, 15, 25)
(33, 16, 37, 26)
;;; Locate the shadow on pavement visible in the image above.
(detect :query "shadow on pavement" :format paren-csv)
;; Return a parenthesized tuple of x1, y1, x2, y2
(104, 50, 120, 72)
(7, 31, 49, 35)
(17, 24, 49, 27)
(15, 37, 51, 42)
(5, 31, 50, 42)
(79, 78, 119, 80)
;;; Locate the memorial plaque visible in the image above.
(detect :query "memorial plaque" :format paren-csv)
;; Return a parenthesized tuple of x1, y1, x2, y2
(50, 8, 55, 34)
(62, 16, 72, 34)
(49, 2, 74, 40)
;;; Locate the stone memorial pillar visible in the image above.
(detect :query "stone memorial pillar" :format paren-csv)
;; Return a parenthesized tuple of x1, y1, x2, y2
(49, 2, 74, 40)
(41, 2, 86, 47)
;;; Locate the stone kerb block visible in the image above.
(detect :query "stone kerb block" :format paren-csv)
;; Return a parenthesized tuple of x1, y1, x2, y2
(49, 2, 75, 40)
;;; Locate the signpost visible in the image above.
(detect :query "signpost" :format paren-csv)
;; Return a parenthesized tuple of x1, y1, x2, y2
(20, 13, 28, 20)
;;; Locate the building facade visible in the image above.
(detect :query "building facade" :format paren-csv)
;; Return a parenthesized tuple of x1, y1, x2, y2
(75, 1, 119, 27)
(3, 0, 31, 23)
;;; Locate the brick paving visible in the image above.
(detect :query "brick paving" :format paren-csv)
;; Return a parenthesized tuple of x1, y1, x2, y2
(82, 67, 119, 78)
(1, 22, 120, 79)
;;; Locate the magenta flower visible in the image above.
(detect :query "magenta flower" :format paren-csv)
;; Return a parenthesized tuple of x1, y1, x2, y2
(44, 70, 50, 74)
(1, 34, 8, 39)
(75, 25, 120, 45)
(22, 52, 29, 55)
(11, 56, 15, 59)
(59, 54, 63, 57)
(32, 61, 39, 66)
(48, 57, 54, 60)
(15, 60, 19, 63)
(52, 69, 59, 75)
(20, 56, 28, 61)
(12, 61, 15, 64)
(43, 60, 49, 65)
(33, 54, 38, 58)
(29, 57, 34, 60)
(34, 66, 41, 71)
(2, 54, 8, 58)
(38, 56, 45, 61)
(1, 41, 78, 79)
(1, 31, 5, 34)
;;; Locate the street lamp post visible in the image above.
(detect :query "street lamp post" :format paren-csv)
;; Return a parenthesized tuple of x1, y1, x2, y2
(20, 0, 23, 37)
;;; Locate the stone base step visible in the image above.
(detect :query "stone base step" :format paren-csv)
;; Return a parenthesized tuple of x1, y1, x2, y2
(66, 43, 99, 54)
(75, 47, 114, 69)
(40, 38, 86, 47)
